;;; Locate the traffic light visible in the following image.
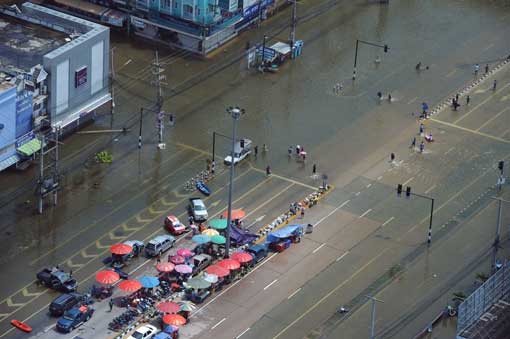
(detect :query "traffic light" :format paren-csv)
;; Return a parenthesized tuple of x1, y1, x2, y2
(240, 139, 245, 148)
(498, 161, 504, 172)
(384, 44, 389, 53)
(406, 186, 411, 198)
(397, 184, 402, 196)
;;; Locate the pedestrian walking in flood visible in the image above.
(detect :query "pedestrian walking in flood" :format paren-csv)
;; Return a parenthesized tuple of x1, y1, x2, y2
(157, 253, 161, 264)
(453, 99, 458, 111)
(254, 145, 258, 157)
(388, 94, 392, 102)
(493, 79, 497, 91)
(69, 270, 73, 277)
(312, 164, 317, 175)
(169, 113, 175, 126)
(420, 141, 425, 153)
(411, 137, 416, 148)
(390, 153, 395, 162)
(455, 93, 459, 102)
(485, 64, 489, 74)
(288, 146, 293, 157)
(296, 145, 300, 155)
(301, 208, 305, 219)
(266, 165, 271, 176)
(474, 63, 480, 75)
(419, 123, 424, 135)
(466, 95, 470, 105)
(263, 144, 268, 152)
(109, 299, 114, 312)
(377, 91, 382, 100)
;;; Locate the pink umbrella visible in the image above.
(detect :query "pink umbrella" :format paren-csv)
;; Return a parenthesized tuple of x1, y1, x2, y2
(176, 248, 193, 258)
(217, 259, 241, 270)
(156, 262, 175, 273)
(175, 264, 192, 274)
(156, 301, 180, 314)
(170, 255, 185, 265)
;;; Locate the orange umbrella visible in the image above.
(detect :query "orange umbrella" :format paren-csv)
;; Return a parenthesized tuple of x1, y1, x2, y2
(157, 301, 180, 314)
(162, 314, 187, 326)
(95, 270, 120, 284)
(205, 265, 230, 278)
(231, 251, 253, 264)
(156, 262, 175, 273)
(221, 209, 246, 220)
(118, 279, 142, 293)
(110, 243, 133, 255)
(217, 259, 241, 270)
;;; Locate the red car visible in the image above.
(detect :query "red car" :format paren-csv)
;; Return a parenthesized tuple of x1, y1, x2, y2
(165, 215, 186, 235)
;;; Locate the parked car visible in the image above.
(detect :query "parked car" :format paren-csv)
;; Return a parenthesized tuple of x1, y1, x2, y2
(56, 305, 94, 333)
(190, 254, 212, 275)
(165, 215, 187, 235)
(127, 324, 157, 339)
(36, 267, 77, 292)
(49, 293, 89, 317)
(246, 244, 269, 265)
(224, 138, 252, 165)
(145, 235, 175, 257)
(189, 198, 208, 221)
(123, 240, 145, 259)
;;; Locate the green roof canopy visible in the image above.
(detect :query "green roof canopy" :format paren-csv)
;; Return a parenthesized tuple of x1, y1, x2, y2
(209, 219, 228, 230)
(17, 138, 41, 156)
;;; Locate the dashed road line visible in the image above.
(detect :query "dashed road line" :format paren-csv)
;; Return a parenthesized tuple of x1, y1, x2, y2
(313, 200, 350, 229)
(355, 191, 361, 196)
(403, 176, 414, 185)
(312, 243, 326, 254)
(264, 279, 278, 291)
(424, 184, 436, 194)
(444, 147, 455, 155)
(288, 288, 302, 300)
(476, 107, 509, 132)
(336, 252, 349, 262)
(377, 176, 383, 181)
(359, 208, 372, 218)
(407, 96, 418, 104)
(430, 118, 509, 143)
(382, 216, 395, 227)
(211, 317, 227, 330)
(366, 183, 372, 188)
(236, 328, 251, 338)
(453, 82, 510, 124)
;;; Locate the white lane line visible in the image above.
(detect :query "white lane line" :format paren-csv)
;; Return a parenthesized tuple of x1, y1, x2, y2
(211, 317, 227, 330)
(424, 184, 436, 194)
(313, 200, 350, 228)
(288, 288, 302, 300)
(407, 96, 418, 104)
(359, 208, 372, 218)
(312, 243, 326, 254)
(444, 147, 455, 155)
(366, 183, 372, 188)
(264, 279, 278, 290)
(355, 191, 361, 196)
(377, 176, 383, 181)
(236, 328, 251, 338)
(403, 176, 414, 185)
(336, 251, 349, 262)
(482, 43, 494, 51)
(382, 216, 395, 227)
(445, 69, 457, 78)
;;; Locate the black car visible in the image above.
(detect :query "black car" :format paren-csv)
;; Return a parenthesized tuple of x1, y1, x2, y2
(36, 267, 77, 292)
(56, 305, 94, 333)
(49, 293, 88, 317)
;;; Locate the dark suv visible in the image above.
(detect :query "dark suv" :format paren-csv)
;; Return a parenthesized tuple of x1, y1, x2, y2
(49, 293, 88, 317)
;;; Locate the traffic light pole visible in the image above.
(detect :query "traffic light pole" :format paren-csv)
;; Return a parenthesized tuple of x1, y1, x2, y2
(352, 39, 389, 80)
(396, 184, 435, 245)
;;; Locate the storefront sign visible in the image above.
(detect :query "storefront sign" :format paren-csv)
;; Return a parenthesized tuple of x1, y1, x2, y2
(75, 66, 88, 88)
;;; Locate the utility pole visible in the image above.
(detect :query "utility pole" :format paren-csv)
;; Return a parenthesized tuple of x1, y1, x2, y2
(490, 197, 508, 273)
(110, 47, 116, 117)
(257, 0, 263, 27)
(366, 295, 384, 339)
(225, 106, 245, 258)
(396, 184, 435, 245)
(152, 51, 166, 149)
(352, 39, 389, 80)
(37, 128, 60, 214)
(289, 0, 297, 49)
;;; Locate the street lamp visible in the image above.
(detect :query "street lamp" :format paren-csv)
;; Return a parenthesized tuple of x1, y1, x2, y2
(490, 196, 509, 274)
(367, 295, 384, 339)
(225, 106, 245, 258)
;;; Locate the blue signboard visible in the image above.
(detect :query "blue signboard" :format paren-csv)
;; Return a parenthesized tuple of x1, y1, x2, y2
(16, 131, 35, 148)
(242, 0, 274, 19)
(16, 91, 33, 138)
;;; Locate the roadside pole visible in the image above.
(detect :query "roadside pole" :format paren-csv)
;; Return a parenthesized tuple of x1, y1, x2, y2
(289, 0, 297, 49)
(490, 197, 509, 273)
(366, 295, 384, 339)
(396, 184, 435, 245)
(352, 39, 389, 81)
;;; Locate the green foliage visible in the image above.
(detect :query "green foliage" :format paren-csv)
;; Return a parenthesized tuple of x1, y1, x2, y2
(95, 151, 112, 164)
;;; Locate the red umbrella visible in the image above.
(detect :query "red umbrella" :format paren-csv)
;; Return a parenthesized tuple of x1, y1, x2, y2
(162, 314, 187, 326)
(205, 265, 230, 278)
(118, 279, 142, 293)
(221, 209, 246, 220)
(176, 248, 193, 258)
(110, 243, 133, 255)
(218, 259, 241, 270)
(156, 262, 175, 273)
(95, 270, 120, 284)
(231, 252, 253, 264)
(156, 301, 180, 314)
(170, 255, 185, 265)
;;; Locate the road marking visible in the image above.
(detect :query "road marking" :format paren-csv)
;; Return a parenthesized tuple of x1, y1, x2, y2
(445, 69, 457, 78)
(355, 191, 361, 196)
(6, 298, 24, 308)
(244, 183, 295, 223)
(336, 251, 349, 262)
(136, 214, 152, 223)
(366, 183, 372, 188)
(122, 223, 142, 232)
(108, 231, 125, 240)
(430, 118, 509, 143)
(95, 240, 109, 249)
(288, 288, 302, 299)
(247, 215, 266, 229)
(359, 208, 372, 218)
(403, 176, 414, 185)
(500, 94, 510, 102)
(66, 259, 84, 269)
(377, 176, 383, 181)
(482, 43, 494, 51)
(249, 164, 317, 189)
(382, 216, 395, 227)
(340, 200, 350, 208)
(211, 317, 226, 330)
(313, 200, 350, 228)
(21, 288, 42, 298)
(444, 147, 455, 155)
(264, 279, 278, 290)
(454, 82, 510, 124)
(210, 199, 222, 207)
(476, 107, 509, 132)
(312, 243, 326, 254)
(80, 249, 96, 259)
(424, 184, 436, 194)
(407, 96, 418, 104)
(236, 328, 251, 338)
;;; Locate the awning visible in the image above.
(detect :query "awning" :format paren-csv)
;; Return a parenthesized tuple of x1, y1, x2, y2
(17, 138, 42, 156)
(270, 42, 291, 55)
(0, 154, 20, 171)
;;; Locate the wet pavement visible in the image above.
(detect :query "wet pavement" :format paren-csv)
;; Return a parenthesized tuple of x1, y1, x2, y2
(1, 0, 510, 338)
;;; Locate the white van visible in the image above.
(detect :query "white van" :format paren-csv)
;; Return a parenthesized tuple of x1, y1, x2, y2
(145, 235, 175, 257)
(224, 138, 252, 165)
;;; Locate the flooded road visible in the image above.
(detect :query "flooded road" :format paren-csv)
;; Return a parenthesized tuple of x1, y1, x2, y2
(0, 0, 509, 337)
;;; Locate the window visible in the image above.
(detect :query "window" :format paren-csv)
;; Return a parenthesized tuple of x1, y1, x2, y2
(183, 4, 193, 14)
(174, 1, 177, 8)
(195, 6, 200, 15)
(162, 0, 171, 8)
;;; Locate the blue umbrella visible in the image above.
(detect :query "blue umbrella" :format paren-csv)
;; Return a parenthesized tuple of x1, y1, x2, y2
(192, 234, 211, 245)
(138, 276, 160, 288)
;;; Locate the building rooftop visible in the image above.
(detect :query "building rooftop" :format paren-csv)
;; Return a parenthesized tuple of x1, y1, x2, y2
(0, 14, 67, 71)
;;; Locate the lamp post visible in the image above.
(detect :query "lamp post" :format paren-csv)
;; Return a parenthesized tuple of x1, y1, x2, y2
(367, 295, 384, 339)
(225, 106, 245, 258)
(490, 196, 509, 273)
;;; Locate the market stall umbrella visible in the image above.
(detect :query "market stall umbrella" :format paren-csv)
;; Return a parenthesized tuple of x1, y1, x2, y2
(110, 243, 133, 255)
(95, 270, 120, 285)
(176, 248, 193, 258)
(205, 265, 230, 278)
(156, 301, 180, 314)
(210, 234, 226, 245)
(162, 314, 187, 326)
(138, 276, 160, 289)
(221, 209, 246, 220)
(217, 259, 241, 270)
(185, 277, 211, 290)
(201, 228, 219, 237)
(170, 255, 185, 265)
(156, 262, 175, 273)
(178, 300, 196, 312)
(175, 264, 192, 274)
(209, 219, 228, 230)
(192, 234, 211, 245)
(203, 273, 218, 284)
(231, 251, 253, 264)
(118, 279, 142, 293)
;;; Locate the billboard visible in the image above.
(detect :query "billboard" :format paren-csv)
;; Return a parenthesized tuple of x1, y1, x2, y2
(75, 66, 88, 88)
(16, 91, 33, 138)
(242, 0, 274, 19)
